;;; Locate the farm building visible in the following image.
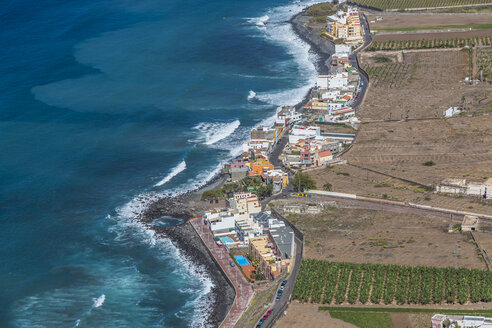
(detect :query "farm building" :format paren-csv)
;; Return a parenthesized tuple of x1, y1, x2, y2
(431, 314, 492, 328)
(435, 178, 492, 200)
(443, 106, 462, 117)
(462, 215, 479, 232)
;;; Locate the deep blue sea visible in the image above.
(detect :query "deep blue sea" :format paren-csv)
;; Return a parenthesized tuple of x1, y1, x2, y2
(0, 0, 318, 326)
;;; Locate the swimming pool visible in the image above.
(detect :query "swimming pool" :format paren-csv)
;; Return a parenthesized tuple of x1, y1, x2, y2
(234, 255, 250, 266)
(220, 237, 234, 244)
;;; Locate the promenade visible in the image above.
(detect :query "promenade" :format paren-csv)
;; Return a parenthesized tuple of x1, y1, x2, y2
(190, 218, 254, 328)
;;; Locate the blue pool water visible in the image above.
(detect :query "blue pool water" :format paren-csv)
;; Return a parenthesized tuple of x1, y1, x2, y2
(0, 0, 319, 326)
(220, 237, 235, 244)
(234, 256, 251, 267)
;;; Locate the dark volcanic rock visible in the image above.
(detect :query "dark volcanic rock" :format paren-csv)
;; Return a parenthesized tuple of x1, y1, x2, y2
(156, 222, 235, 327)
(290, 10, 335, 74)
(142, 196, 193, 224)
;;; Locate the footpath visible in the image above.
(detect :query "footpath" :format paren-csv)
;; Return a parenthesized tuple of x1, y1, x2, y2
(189, 218, 254, 328)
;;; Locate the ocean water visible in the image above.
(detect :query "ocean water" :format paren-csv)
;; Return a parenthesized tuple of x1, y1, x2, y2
(0, 0, 319, 326)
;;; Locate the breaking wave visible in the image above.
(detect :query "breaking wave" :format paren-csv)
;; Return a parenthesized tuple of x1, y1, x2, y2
(192, 120, 240, 146)
(111, 192, 215, 328)
(247, 90, 257, 100)
(92, 294, 105, 308)
(247, 14, 269, 27)
(248, 0, 319, 107)
(155, 160, 186, 187)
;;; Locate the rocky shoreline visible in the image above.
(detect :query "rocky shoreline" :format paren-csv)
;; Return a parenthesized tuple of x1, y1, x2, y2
(290, 9, 335, 74)
(155, 222, 235, 327)
(137, 5, 336, 327)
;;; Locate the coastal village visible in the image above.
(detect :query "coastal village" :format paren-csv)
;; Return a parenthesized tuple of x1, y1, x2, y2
(196, 11, 365, 285)
(149, 1, 492, 328)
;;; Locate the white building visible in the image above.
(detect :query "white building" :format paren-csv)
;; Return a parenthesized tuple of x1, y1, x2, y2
(328, 72, 349, 89)
(443, 107, 462, 117)
(276, 106, 302, 126)
(322, 90, 341, 99)
(203, 211, 238, 233)
(325, 107, 355, 122)
(316, 75, 331, 89)
(243, 139, 272, 155)
(436, 178, 492, 200)
(289, 125, 321, 144)
(235, 217, 263, 243)
(335, 44, 352, 56)
(431, 314, 492, 328)
(317, 73, 349, 90)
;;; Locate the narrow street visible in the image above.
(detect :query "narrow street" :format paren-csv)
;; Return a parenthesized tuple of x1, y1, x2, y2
(348, 13, 372, 109)
(257, 210, 304, 328)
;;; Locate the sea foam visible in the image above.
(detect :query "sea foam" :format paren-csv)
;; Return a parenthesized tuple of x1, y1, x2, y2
(192, 120, 240, 146)
(111, 194, 215, 328)
(247, 14, 269, 27)
(92, 294, 105, 308)
(248, 1, 319, 107)
(155, 160, 186, 187)
(247, 90, 257, 100)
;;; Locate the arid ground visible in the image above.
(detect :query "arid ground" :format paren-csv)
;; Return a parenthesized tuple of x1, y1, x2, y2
(273, 199, 487, 269)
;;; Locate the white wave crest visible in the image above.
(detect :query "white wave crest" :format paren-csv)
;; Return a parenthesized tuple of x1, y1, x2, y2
(192, 120, 240, 146)
(111, 194, 215, 328)
(247, 90, 257, 100)
(247, 14, 269, 27)
(155, 160, 186, 187)
(92, 294, 105, 308)
(248, 1, 319, 107)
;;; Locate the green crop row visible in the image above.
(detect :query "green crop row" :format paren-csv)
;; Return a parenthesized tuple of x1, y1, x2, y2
(292, 259, 492, 305)
(366, 36, 492, 51)
(351, 0, 491, 10)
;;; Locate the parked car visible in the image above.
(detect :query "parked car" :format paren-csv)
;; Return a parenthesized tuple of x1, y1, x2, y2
(267, 310, 272, 315)
(263, 314, 268, 319)
(259, 318, 264, 324)
(229, 261, 235, 267)
(256, 325, 261, 328)
(275, 295, 280, 302)
(282, 280, 287, 286)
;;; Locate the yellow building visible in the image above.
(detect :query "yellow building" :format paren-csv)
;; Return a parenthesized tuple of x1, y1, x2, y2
(229, 192, 261, 218)
(248, 225, 294, 280)
(326, 7, 362, 43)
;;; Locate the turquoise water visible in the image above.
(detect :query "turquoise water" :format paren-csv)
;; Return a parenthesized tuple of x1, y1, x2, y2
(0, 0, 319, 326)
(234, 256, 250, 267)
(220, 237, 235, 244)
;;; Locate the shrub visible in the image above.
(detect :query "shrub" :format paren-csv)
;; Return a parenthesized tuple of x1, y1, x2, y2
(323, 182, 333, 191)
(307, 3, 336, 17)
(293, 173, 317, 191)
(423, 161, 436, 166)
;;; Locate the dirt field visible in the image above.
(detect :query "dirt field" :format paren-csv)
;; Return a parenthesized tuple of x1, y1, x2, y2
(274, 302, 358, 328)
(275, 303, 481, 328)
(273, 199, 487, 269)
(366, 13, 492, 30)
(306, 161, 492, 213)
(373, 29, 492, 41)
(321, 48, 492, 214)
(359, 49, 473, 118)
(474, 231, 492, 263)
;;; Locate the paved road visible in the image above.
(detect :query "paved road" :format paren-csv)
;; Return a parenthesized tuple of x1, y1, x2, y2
(270, 134, 289, 168)
(257, 210, 304, 328)
(302, 193, 465, 221)
(348, 13, 372, 109)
